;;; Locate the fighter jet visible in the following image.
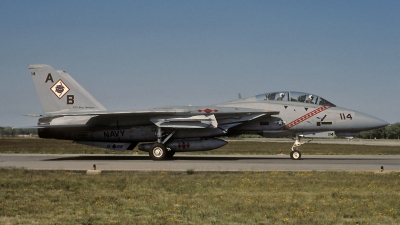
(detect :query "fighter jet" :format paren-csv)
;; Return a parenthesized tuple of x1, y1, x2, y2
(28, 65, 388, 160)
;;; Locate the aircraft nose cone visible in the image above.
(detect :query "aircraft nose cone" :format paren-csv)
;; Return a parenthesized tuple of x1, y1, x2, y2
(356, 112, 389, 130)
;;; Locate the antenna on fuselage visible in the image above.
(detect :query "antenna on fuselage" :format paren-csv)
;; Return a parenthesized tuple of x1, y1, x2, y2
(238, 93, 242, 99)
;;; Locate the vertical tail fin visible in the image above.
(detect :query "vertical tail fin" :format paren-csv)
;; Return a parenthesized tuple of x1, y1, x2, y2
(29, 64, 107, 115)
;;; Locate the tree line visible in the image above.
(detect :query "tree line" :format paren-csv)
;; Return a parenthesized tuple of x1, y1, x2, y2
(358, 122, 400, 139)
(0, 127, 38, 136)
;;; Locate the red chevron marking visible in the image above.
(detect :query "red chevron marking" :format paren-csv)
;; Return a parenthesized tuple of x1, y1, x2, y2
(283, 106, 330, 130)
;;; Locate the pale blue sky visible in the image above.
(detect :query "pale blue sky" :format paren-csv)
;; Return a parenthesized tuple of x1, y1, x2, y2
(1, 0, 399, 126)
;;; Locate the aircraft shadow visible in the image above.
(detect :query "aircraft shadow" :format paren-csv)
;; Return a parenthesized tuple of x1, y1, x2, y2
(302, 157, 392, 161)
(44, 155, 287, 161)
(43, 155, 387, 162)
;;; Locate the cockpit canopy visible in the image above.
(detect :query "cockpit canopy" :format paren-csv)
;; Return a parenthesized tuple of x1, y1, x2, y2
(254, 91, 336, 107)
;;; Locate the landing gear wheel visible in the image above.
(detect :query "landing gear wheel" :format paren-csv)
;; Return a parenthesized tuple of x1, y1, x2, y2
(290, 150, 301, 160)
(149, 143, 167, 160)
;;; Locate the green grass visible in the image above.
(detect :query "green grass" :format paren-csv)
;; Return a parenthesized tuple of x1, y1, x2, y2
(0, 138, 116, 154)
(1, 168, 399, 224)
(1, 137, 399, 155)
(1, 138, 400, 224)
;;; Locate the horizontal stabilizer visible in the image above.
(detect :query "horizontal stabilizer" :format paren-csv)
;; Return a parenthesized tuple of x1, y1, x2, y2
(25, 114, 44, 117)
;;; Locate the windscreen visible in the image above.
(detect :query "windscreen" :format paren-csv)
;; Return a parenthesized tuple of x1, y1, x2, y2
(256, 91, 336, 107)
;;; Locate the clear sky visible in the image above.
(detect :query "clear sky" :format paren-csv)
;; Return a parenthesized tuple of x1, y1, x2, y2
(0, 0, 399, 127)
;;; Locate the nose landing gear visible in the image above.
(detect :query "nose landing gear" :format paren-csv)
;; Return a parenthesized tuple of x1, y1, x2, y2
(290, 135, 312, 160)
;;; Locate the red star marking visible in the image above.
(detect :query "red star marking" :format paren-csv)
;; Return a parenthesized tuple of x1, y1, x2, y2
(198, 109, 202, 112)
(178, 142, 190, 149)
(213, 109, 219, 112)
(204, 108, 212, 113)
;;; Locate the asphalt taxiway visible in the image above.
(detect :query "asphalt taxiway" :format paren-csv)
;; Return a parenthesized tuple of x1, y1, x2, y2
(1, 154, 399, 172)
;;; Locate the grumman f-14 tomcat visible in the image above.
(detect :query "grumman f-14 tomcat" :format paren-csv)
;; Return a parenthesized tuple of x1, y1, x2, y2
(28, 65, 388, 160)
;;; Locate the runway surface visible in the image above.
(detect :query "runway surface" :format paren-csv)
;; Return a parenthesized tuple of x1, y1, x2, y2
(233, 139, 400, 146)
(1, 154, 399, 172)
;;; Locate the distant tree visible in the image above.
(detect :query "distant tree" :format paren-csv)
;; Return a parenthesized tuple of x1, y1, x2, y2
(2, 127, 15, 136)
(358, 130, 371, 139)
(358, 123, 399, 139)
(20, 128, 38, 135)
(0, 127, 37, 136)
(388, 123, 400, 139)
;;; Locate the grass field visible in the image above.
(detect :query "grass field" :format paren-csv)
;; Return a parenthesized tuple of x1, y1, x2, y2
(1, 138, 400, 224)
(1, 137, 400, 155)
(1, 168, 399, 224)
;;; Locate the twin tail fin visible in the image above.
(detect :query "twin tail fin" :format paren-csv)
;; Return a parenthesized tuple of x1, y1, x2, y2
(29, 64, 107, 115)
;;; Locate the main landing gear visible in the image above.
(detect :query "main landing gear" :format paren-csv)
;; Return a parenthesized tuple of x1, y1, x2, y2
(148, 127, 176, 160)
(290, 135, 312, 160)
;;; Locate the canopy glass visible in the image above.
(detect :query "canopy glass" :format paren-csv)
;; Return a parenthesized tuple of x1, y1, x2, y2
(255, 91, 336, 107)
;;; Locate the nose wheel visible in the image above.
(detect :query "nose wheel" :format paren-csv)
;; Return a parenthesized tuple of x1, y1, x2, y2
(290, 150, 301, 160)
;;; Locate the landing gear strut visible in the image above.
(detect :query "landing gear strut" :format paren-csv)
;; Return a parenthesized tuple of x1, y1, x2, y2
(290, 135, 312, 160)
(148, 127, 176, 160)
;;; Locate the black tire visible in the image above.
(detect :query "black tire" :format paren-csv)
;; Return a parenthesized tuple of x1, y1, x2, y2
(290, 150, 302, 160)
(149, 143, 167, 160)
(166, 150, 175, 158)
